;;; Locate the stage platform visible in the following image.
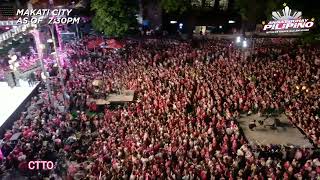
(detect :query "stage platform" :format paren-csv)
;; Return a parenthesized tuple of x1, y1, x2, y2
(238, 113, 313, 148)
(106, 90, 135, 102)
(0, 80, 39, 138)
(88, 90, 135, 105)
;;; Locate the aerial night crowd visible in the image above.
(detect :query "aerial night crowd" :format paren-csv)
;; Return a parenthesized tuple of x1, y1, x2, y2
(0, 36, 319, 179)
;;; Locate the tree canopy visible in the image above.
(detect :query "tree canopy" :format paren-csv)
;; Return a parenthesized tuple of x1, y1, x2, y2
(235, 0, 320, 23)
(161, 0, 190, 13)
(91, 0, 138, 37)
(161, 0, 228, 13)
(235, 0, 277, 23)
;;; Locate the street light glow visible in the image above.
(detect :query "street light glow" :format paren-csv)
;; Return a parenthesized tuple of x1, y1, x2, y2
(179, 23, 183, 29)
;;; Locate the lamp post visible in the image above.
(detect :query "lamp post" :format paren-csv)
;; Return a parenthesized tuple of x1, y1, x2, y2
(46, 0, 66, 101)
(31, 29, 53, 105)
(228, 43, 232, 60)
(242, 40, 247, 48)
(47, 25, 65, 102)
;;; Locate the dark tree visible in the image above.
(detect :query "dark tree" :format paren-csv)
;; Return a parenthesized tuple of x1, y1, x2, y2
(91, 0, 138, 37)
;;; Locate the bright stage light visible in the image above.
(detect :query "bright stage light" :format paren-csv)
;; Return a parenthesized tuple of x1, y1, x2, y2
(236, 36, 241, 43)
(170, 21, 177, 24)
(10, 55, 17, 61)
(47, 39, 53, 43)
(228, 20, 235, 24)
(242, 40, 247, 48)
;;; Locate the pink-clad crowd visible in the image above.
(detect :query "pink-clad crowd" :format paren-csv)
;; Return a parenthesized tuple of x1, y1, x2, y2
(0, 38, 319, 179)
(0, 67, 7, 81)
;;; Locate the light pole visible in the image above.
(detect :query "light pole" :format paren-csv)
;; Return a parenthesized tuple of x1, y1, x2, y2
(48, 25, 65, 97)
(31, 29, 53, 105)
(228, 43, 231, 60)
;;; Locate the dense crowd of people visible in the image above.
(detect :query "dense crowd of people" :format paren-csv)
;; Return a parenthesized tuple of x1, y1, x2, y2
(17, 54, 40, 72)
(0, 37, 319, 179)
(0, 68, 6, 81)
(0, 58, 9, 81)
(0, 51, 58, 83)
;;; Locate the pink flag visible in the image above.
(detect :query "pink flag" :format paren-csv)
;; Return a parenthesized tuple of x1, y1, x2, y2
(0, 149, 3, 161)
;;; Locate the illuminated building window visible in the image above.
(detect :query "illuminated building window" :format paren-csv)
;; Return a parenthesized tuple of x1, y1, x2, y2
(219, 0, 228, 10)
(191, 0, 202, 7)
(205, 0, 215, 7)
(0, 6, 15, 17)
